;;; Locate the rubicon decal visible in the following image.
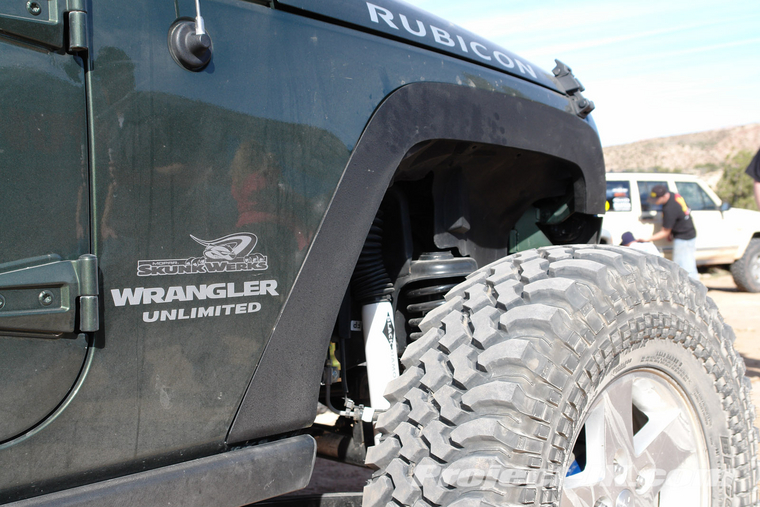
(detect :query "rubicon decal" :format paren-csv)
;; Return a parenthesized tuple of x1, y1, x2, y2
(137, 233, 268, 276)
(366, 2, 536, 78)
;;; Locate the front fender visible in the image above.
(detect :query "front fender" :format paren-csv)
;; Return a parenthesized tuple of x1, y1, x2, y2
(228, 81, 605, 443)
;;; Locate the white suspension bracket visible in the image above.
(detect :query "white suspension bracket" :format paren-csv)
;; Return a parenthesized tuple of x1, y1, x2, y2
(361, 300, 400, 412)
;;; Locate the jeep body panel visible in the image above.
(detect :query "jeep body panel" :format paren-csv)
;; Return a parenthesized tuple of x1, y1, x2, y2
(276, 0, 560, 92)
(0, 38, 89, 441)
(0, 0, 602, 502)
(604, 172, 760, 264)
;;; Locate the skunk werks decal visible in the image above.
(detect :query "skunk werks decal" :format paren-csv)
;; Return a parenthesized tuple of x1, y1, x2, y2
(115, 232, 277, 323)
(137, 233, 268, 276)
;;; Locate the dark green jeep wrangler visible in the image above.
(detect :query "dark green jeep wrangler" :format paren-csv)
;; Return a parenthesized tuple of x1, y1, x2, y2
(0, 1, 757, 506)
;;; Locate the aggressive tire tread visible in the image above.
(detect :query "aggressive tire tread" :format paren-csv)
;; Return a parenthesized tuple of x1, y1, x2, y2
(365, 245, 759, 507)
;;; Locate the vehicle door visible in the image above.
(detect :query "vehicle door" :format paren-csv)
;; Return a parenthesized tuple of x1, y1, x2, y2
(0, 3, 93, 443)
(636, 179, 669, 254)
(675, 180, 737, 265)
(604, 179, 636, 245)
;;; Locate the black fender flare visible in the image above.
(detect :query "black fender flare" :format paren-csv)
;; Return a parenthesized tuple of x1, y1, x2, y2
(227, 81, 605, 442)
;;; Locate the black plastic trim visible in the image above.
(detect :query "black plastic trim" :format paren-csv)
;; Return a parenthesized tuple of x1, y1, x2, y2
(227, 82, 605, 443)
(6, 435, 316, 507)
(252, 493, 364, 507)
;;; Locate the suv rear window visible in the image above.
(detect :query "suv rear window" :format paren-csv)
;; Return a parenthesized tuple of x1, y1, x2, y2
(606, 181, 632, 212)
(676, 181, 718, 211)
(638, 180, 668, 212)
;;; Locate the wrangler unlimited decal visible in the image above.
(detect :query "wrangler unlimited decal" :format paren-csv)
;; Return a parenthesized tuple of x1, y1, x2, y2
(111, 281, 279, 307)
(142, 302, 263, 323)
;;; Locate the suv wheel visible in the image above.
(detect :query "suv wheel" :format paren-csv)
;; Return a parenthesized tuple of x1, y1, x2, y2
(364, 245, 758, 507)
(731, 238, 760, 293)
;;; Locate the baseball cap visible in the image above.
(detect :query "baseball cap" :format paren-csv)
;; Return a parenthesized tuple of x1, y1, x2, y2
(650, 185, 668, 198)
(620, 232, 636, 246)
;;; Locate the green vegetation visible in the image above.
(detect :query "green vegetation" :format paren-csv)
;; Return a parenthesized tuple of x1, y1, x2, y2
(695, 162, 720, 172)
(716, 150, 757, 210)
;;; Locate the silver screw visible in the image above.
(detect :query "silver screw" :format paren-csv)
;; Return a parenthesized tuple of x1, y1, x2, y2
(613, 460, 624, 477)
(26, 1, 41, 15)
(39, 290, 54, 307)
(636, 474, 646, 491)
(0, 294, 5, 310)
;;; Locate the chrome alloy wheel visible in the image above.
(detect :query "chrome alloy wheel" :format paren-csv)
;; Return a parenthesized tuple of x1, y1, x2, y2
(562, 370, 710, 507)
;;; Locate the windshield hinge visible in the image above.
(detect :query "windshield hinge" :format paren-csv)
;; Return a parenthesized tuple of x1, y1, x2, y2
(66, 0, 88, 54)
(552, 60, 595, 119)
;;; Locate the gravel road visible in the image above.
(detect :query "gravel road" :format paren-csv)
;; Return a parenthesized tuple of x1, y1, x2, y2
(703, 272, 760, 462)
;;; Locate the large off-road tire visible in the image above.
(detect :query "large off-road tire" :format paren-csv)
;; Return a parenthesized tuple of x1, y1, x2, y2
(363, 245, 759, 507)
(731, 238, 760, 293)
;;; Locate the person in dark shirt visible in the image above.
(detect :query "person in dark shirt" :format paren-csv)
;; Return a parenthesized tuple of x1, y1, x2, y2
(640, 184, 698, 279)
(745, 148, 760, 210)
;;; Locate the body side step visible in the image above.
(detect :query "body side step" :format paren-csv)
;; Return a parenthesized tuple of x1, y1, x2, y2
(252, 492, 364, 507)
(7, 435, 316, 507)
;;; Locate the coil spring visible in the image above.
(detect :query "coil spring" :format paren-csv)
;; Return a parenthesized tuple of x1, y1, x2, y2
(351, 215, 394, 304)
(403, 280, 459, 341)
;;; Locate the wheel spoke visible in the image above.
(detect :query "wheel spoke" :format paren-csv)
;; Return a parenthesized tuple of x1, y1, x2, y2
(633, 410, 695, 495)
(632, 375, 697, 478)
(562, 377, 635, 506)
(634, 410, 693, 465)
(601, 375, 636, 460)
(561, 483, 614, 507)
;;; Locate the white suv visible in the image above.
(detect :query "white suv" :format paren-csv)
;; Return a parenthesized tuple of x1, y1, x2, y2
(602, 172, 760, 292)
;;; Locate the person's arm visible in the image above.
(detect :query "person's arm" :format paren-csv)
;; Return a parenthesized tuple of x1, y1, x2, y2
(641, 227, 671, 243)
(754, 181, 760, 211)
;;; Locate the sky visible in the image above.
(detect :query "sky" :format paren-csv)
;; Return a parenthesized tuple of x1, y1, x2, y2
(402, 0, 760, 147)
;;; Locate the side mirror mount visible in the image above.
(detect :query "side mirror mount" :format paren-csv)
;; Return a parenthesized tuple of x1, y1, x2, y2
(720, 201, 731, 212)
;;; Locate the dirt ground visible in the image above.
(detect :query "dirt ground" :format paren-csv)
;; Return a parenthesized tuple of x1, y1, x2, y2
(702, 272, 760, 459)
(297, 272, 760, 495)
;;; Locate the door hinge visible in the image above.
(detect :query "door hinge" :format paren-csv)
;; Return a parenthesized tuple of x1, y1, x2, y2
(76, 254, 99, 332)
(66, 0, 88, 54)
(0, 254, 99, 338)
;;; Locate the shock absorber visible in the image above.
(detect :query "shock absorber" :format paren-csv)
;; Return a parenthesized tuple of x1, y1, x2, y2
(398, 252, 478, 342)
(351, 214, 398, 411)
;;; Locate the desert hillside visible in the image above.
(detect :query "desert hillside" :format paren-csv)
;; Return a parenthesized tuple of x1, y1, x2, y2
(603, 124, 760, 184)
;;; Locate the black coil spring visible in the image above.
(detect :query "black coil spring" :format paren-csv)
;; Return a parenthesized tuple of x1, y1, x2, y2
(403, 280, 458, 341)
(351, 216, 394, 304)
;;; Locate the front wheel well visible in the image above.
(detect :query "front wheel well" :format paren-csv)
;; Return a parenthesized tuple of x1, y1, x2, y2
(381, 138, 601, 272)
